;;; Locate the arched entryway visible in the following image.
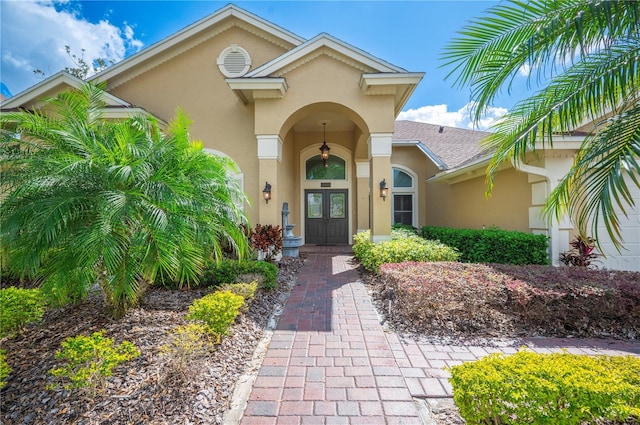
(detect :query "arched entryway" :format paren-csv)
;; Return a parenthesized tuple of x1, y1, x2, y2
(300, 144, 353, 245)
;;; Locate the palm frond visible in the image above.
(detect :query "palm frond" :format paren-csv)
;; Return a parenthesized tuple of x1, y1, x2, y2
(544, 104, 640, 248)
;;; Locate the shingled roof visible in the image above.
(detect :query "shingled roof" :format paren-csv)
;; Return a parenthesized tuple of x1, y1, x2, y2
(393, 120, 492, 170)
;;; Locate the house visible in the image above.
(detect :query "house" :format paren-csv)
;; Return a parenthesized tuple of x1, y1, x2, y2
(2, 4, 638, 271)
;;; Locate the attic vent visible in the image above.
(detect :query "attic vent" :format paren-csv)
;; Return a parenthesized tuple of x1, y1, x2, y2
(217, 44, 251, 77)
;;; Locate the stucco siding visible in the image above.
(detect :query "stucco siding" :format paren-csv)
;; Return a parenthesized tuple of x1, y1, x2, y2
(390, 146, 438, 227)
(106, 25, 291, 226)
(426, 168, 531, 232)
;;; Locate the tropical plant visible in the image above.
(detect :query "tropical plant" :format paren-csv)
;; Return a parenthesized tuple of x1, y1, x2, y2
(442, 0, 640, 249)
(560, 235, 599, 267)
(249, 224, 283, 262)
(0, 82, 250, 318)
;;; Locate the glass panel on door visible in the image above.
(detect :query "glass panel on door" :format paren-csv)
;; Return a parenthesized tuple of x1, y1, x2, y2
(307, 193, 323, 218)
(329, 193, 345, 218)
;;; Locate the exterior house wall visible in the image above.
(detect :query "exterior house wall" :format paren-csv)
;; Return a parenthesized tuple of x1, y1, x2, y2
(255, 54, 395, 136)
(106, 24, 291, 226)
(426, 168, 531, 232)
(390, 146, 435, 227)
(277, 130, 298, 229)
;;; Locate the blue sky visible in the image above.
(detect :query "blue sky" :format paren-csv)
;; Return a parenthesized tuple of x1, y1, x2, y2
(0, 1, 533, 129)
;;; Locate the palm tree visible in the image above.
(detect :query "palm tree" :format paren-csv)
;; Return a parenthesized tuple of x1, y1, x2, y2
(0, 83, 250, 318)
(442, 0, 640, 248)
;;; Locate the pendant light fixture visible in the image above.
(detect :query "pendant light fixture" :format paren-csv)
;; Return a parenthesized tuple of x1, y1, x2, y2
(319, 122, 330, 168)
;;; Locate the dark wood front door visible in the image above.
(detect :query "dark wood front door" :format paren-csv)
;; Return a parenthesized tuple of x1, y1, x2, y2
(305, 189, 348, 245)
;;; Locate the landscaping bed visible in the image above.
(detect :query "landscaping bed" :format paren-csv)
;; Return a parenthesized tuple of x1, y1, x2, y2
(371, 261, 640, 343)
(0, 257, 303, 425)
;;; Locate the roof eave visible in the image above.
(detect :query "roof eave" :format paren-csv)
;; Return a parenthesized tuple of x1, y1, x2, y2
(91, 4, 305, 84)
(392, 139, 447, 170)
(427, 155, 492, 184)
(226, 77, 288, 104)
(0, 72, 82, 109)
(247, 33, 410, 78)
(360, 73, 424, 116)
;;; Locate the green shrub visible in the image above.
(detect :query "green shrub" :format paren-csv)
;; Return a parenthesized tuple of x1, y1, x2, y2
(186, 290, 245, 342)
(353, 230, 459, 273)
(420, 226, 548, 265)
(0, 350, 10, 389)
(49, 330, 140, 396)
(155, 259, 278, 290)
(202, 260, 278, 290)
(0, 287, 47, 338)
(450, 350, 640, 425)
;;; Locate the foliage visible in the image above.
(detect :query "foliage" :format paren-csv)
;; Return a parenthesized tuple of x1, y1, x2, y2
(449, 350, 640, 425)
(186, 290, 245, 342)
(0, 350, 10, 389)
(249, 224, 283, 262)
(198, 260, 278, 290)
(158, 323, 212, 381)
(49, 330, 140, 396)
(353, 230, 459, 273)
(33, 45, 113, 80)
(560, 235, 598, 267)
(442, 0, 640, 249)
(219, 281, 258, 302)
(420, 226, 549, 265)
(219, 281, 258, 312)
(377, 261, 640, 339)
(0, 287, 47, 338)
(380, 262, 506, 335)
(391, 223, 418, 234)
(0, 83, 250, 317)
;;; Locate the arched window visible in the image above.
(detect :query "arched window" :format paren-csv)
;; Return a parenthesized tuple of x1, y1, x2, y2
(392, 167, 416, 227)
(306, 155, 346, 180)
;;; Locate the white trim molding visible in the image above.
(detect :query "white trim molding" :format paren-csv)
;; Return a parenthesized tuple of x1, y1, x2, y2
(355, 161, 370, 178)
(369, 133, 393, 158)
(257, 135, 283, 162)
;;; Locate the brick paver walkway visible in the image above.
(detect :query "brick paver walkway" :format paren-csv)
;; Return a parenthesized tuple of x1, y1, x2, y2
(239, 246, 640, 425)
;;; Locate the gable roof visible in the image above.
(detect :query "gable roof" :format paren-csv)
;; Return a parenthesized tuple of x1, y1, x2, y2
(0, 71, 166, 126)
(0, 72, 130, 110)
(91, 4, 305, 85)
(246, 33, 407, 77)
(393, 120, 491, 170)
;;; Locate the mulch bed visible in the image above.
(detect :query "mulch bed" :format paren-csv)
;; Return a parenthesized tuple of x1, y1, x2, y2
(1, 257, 303, 425)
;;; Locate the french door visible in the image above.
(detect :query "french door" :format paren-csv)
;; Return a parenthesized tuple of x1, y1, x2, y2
(305, 189, 348, 245)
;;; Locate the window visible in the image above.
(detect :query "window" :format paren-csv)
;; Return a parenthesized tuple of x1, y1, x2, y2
(393, 195, 413, 226)
(392, 167, 416, 227)
(306, 155, 346, 180)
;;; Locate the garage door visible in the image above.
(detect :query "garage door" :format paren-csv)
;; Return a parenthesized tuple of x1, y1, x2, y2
(596, 173, 640, 272)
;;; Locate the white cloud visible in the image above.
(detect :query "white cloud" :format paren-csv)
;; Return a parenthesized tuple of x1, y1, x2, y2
(518, 63, 532, 77)
(0, 1, 143, 97)
(398, 102, 508, 131)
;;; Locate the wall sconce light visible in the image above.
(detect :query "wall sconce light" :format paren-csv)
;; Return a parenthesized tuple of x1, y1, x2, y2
(263, 181, 272, 204)
(379, 179, 388, 201)
(319, 122, 330, 168)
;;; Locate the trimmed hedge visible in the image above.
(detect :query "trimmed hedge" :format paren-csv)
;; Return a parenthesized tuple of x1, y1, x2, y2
(353, 230, 459, 273)
(202, 260, 278, 290)
(157, 260, 278, 290)
(450, 350, 640, 424)
(420, 226, 548, 265)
